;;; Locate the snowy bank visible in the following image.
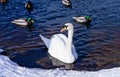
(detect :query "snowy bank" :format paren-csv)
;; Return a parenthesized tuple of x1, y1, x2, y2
(0, 53, 120, 77)
(0, 49, 3, 53)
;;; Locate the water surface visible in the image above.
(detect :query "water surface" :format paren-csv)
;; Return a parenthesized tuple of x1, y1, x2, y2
(0, 0, 120, 71)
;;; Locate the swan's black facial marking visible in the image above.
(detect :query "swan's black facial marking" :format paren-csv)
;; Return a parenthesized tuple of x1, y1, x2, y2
(62, 25, 67, 29)
(60, 25, 67, 32)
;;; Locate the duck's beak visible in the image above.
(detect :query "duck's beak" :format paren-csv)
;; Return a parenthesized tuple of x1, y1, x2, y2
(60, 26, 67, 32)
(89, 18, 92, 21)
(31, 20, 34, 23)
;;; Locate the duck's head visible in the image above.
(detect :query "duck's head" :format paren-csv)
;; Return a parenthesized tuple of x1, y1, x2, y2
(85, 16, 91, 21)
(60, 23, 73, 32)
(27, 1, 32, 7)
(27, 17, 34, 23)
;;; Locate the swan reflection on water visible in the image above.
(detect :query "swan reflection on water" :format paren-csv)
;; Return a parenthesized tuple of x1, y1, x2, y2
(36, 54, 74, 70)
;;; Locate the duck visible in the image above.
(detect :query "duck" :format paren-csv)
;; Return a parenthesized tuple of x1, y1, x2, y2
(73, 16, 91, 24)
(25, 0, 33, 13)
(0, 0, 7, 4)
(11, 17, 34, 31)
(39, 23, 78, 63)
(62, 0, 71, 7)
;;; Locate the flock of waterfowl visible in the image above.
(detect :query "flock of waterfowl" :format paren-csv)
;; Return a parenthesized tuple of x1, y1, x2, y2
(0, 0, 92, 64)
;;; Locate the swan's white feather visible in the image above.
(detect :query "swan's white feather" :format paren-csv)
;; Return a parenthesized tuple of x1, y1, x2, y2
(39, 23, 78, 63)
(48, 34, 67, 56)
(40, 33, 77, 63)
(58, 34, 78, 60)
(39, 34, 50, 48)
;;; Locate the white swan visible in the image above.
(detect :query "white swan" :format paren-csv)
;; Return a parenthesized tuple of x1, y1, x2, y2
(39, 23, 78, 63)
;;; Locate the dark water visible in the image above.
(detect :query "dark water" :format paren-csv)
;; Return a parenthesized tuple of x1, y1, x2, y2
(0, 0, 120, 71)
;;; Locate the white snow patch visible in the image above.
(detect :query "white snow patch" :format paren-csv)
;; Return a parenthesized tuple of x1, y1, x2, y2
(0, 49, 4, 53)
(0, 54, 120, 77)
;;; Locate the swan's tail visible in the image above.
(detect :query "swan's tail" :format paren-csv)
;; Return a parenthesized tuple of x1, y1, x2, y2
(39, 34, 50, 48)
(0, 49, 4, 53)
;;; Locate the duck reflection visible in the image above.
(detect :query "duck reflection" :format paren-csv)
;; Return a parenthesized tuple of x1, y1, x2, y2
(36, 54, 74, 70)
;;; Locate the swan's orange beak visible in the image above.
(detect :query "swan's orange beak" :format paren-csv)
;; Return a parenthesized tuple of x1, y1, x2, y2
(60, 26, 67, 32)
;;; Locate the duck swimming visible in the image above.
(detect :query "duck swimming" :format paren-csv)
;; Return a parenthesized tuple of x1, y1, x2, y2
(25, 0, 33, 13)
(40, 23, 78, 63)
(73, 16, 91, 24)
(12, 17, 34, 31)
(62, 0, 71, 7)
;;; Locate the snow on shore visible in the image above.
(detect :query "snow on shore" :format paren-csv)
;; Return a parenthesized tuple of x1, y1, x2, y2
(0, 50, 120, 77)
(0, 49, 3, 53)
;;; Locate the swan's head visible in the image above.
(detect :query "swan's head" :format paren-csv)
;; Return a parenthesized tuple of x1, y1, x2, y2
(60, 23, 73, 32)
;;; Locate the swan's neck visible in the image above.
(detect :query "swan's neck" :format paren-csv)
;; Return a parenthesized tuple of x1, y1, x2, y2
(67, 29, 73, 53)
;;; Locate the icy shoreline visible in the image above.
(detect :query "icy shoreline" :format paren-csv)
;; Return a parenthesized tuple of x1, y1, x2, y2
(0, 54, 120, 77)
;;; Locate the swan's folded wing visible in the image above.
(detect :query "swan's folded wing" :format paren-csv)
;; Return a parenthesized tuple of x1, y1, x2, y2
(39, 34, 50, 48)
(48, 34, 67, 59)
(58, 34, 78, 59)
(57, 34, 76, 52)
(56, 34, 67, 43)
(72, 45, 78, 59)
